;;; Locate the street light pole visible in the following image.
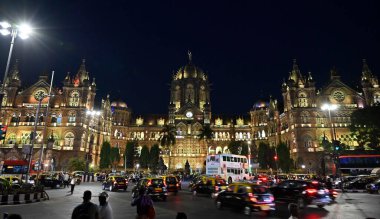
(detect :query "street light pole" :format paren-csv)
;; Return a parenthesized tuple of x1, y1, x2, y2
(247, 140, 251, 174)
(0, 21, 32, 111)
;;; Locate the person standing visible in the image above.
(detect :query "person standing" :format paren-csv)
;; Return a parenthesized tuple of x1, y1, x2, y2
(131, 187, 155, 219)
(70, 176, 76, 194)
(98, 192, 113, 219)
(63, 172, 70, 188)
(72, 190, 100, 219)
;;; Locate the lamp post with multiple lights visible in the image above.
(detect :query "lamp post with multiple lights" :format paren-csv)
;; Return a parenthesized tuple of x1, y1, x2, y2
(321, 103, 340, 178)
(85, 110, 101, 180)
(0, 21, 32, 110)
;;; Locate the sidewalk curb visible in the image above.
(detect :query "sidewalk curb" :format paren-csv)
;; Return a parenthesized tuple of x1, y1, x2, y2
(0, 192, 48, 205)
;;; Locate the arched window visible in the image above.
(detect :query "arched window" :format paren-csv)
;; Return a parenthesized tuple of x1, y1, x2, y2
(298, 92, 308, 107)
(68, 111, 76, 123)
(261, 130, 266, 138)
(7, 133, 17, 144)
(300, 111, 310, 123)
(69, 91, 80, 107)
(374, 92, 380, 104)
(303, 135, 313, 148)
(185, 84, 194, 103)
(64, 132, 75, 147)
(1, 92, 7, 107)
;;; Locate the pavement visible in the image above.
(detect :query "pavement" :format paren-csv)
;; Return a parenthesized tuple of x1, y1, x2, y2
(0, 181, 379, 219)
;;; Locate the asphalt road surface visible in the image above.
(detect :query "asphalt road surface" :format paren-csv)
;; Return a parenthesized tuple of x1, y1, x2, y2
(0, 181, 379, 219)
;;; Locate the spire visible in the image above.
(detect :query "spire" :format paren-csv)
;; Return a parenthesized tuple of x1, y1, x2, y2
(289, 59, 301, 83)
(330, 66, 340, 80)
(91, 77, 96, 86)
(9, 59, 20, 80)
(76, 59, 89, 84)
(362, 59, 372, 79)
(188, 50, 192, 63)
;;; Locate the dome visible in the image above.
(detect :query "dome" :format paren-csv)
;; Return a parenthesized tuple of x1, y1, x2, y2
(111, 100, 128, 109)
(175, 63, 206, 80)
(253, 100, 269, 109)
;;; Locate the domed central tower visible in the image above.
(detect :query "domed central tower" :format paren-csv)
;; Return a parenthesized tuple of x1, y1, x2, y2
(168, 51, 211, 124)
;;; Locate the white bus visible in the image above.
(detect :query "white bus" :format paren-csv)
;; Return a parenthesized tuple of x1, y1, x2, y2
(206, 154, 250, 184)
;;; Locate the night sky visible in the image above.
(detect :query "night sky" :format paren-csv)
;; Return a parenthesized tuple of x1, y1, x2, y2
(0, 1, 379, 115)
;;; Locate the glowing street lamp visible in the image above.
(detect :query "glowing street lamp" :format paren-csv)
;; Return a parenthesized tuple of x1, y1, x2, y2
(0, 21, 33, 109)
(321, 103, 338, 143)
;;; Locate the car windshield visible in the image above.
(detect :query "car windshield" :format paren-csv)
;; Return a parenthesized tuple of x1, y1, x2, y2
(251, 185, 270, 194)
(166, 177, 177, 183)
(151, 179, 163, 185)
(115, 177, 125, 182)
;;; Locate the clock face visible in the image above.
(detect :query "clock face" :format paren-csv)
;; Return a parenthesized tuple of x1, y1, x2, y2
(186, 111, 193, 118)
(34, 90, 46, 101)
(332, 90, 345, 102)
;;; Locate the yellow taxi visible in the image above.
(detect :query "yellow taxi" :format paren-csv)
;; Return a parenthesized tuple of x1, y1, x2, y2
(215, 181, 275, 216)
(161, 175, 179, 194)
(132, 177, 168, 201)
(191, 176, 228, 197)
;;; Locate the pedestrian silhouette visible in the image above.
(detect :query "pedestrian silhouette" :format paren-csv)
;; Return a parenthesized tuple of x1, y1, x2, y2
(288, 203, 299, 219)
(176, 212, 187, 219)
(71, 190, 100, 219)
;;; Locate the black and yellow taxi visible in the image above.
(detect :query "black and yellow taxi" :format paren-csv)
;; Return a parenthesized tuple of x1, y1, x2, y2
(191, 176, 228, 197)
(161, 175, 179, 194)
(215, 182, 275, 216)
(132, 177, 168, 201)
(102, 175, 128, 191)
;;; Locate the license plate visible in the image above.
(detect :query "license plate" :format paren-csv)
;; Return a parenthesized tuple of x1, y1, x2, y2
(260, 205, 270, 211)
(155, 188, 162, 192)
(318, 190, 325, 195)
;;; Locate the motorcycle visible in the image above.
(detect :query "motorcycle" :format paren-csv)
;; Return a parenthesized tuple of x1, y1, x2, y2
(329, 189, 338, 201)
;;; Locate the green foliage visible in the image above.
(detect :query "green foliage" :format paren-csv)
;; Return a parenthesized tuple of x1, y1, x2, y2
(257, 142, 276, 169)
(68, 157, 86, 172)
(227, 141, 249, 155)
(99, 141, 111, 169)
(139, 145, 150, 168)
(276, 142, 292, 173)
(110, 147, 121, 169)
(125, 141, 137, 168)
(159, 124, 176, 170)
(198, 124, 214, 142)
(350, 106, 380, 150)
(149, 144, 160, 171)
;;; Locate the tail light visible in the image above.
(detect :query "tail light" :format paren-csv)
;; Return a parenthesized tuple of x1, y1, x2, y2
(147, 181, 151, 186)
(325, 189, 329, 193)
(248, 193, 258, 202)
(176, 183, 179, 187)
(270, 195, 274, 202)
(214, 186, 219, 191)
(113, 181, 117, 185)
(306, 188, 317, 194)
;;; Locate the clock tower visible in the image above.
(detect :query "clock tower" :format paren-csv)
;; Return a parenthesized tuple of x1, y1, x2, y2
(166, 51, 211, 171)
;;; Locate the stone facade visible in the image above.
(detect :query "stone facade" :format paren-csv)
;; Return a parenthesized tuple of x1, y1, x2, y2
(1, 56, 379, 173)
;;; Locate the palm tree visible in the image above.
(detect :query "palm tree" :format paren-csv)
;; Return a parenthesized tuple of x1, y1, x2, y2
(198, 123, 214, 154)
(159, 124, 176, 171)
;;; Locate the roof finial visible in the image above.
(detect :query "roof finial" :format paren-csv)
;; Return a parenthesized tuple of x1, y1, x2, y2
(188, 50, 192, 63)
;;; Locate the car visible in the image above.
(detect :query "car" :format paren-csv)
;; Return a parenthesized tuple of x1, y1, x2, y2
(366, 178, 380, 194)
(132, 177, 167, 201)
(102, 176, 128, 191)
(215, 182, 275, 216)
(191, 176, 228, 197)
(161, 175, 179, 194)
(38, 173, 63, 189)
(270, 180, 331, 209)
(343, 176, 378, 191)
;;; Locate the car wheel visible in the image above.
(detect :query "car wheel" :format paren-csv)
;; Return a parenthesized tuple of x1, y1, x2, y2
(124, 187, 127, 191)
(243, 206, 251, 216)
(132, 192, 136, 198)
(193, 190, 197, 196)
(215, 200, 223, 209)
(317, 204, 325, 208)
(297, 197, 305, 209)
(263, 211, 271, 216)
(162, 196, 167, 201)
(102, 185, 105, 190)
(109, 185, 113, 191)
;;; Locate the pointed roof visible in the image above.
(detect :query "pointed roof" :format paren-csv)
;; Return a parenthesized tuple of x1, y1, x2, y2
(288, 59, 305, 86)
(362, 59, 372, 79)
(74, 59, 90, 85)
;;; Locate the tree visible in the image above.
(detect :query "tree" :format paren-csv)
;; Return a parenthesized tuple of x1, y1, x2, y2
(276, 142, 292, 173)
(185, 160, 190, 175)
(350, 106, 380, 150)
(110, 147, 121, 170)
(139, 145, 150, 168)
(99, 141, 111, 169)
(257, 142, 276, 169)
(159, 124, 176, 170)
(228, 140, 241, 154)
(125, 141, 136, 168)
(149, 144, 160, 172)
(198, 124, 214, 154)
(68, 157, 86, 172)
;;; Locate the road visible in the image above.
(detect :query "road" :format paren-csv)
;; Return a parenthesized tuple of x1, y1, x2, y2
(0, 181, 379, 219)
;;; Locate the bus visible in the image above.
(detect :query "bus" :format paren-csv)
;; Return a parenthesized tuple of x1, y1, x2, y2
(339, 154, 380, 175)
(0, 160, 39, 177)
(206, 154, 250, 184)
